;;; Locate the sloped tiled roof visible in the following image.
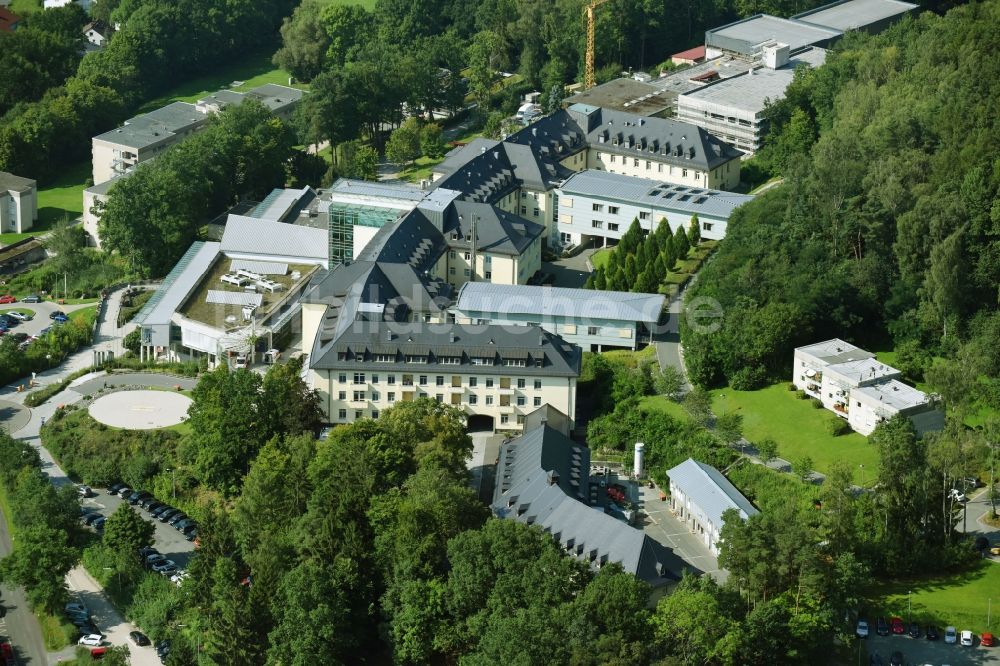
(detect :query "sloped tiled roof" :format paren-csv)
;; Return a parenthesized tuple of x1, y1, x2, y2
(493, 427, 689, 585)
(667, 458, 759, 529)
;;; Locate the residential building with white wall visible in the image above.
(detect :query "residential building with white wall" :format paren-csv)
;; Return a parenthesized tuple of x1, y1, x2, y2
(667, 458, 759, 556)
(453, 282, 665, 352)
(555, 169, 753, 247)
(791, 339, 943, 436)
(0, 172, 37, 234)
(306, 320, 580, 433)
(432, 104, 743, 250)
(676, 46, 827, 154)
(91, 85, 304, 185)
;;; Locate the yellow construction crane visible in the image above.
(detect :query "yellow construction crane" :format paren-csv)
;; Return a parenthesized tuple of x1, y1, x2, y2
(584, 0, 611, 90)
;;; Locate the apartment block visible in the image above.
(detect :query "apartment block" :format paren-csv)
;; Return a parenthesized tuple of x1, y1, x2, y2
(0, 172, 37, 234)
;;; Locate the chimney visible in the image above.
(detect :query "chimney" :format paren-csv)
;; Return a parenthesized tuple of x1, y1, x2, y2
(386, 331, 393, 341)
(547, 470, 560, 486)
(634, 442, 645, 478)
(449, 332, 456, 343)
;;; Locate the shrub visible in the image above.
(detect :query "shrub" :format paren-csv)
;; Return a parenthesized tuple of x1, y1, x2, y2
(796, 390, 810, 400)
(788, 383, 797, 391)
(826, 415, 851, 436)
(729, 365, 767, 391)
(811, 399, 824, 409)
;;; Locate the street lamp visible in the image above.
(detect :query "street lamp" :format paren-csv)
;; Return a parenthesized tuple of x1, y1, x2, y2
(907, 590, 911, 622)
(166, 468, 176, 500)
(859, 464, 865, 488)
(176, 622, 200, 664)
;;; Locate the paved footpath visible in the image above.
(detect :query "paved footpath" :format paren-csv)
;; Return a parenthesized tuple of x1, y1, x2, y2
(0, 287, 165, 665)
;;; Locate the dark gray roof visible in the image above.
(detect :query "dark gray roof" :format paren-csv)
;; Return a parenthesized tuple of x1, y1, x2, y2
(310, 320, 581, 377)
(0, 171, 35, 193)
(667, 458, 759, 528)
(445, 201, 544, 256)
(93, 102, 207, 150)
(358, 209, 447, 272)
(561, 105, 743, 170)
(434, 138, 501, 178)
(492, 427, 689, 585)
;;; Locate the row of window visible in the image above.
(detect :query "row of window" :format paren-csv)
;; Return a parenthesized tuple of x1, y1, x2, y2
(336, 355, 539, 367)
(338, 390, 544, 408)
(338, 408, 527, 425)
(448, 251, 492, 263)
(594, 153, 699, 179)
(341, 373, 545, 389)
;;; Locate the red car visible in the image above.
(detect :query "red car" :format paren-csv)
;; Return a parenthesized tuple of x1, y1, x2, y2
(0, 295, 15, 304)
(983, 632, 995, 647)
(890, 617, 905, 634)
(1, 640, 14, 664)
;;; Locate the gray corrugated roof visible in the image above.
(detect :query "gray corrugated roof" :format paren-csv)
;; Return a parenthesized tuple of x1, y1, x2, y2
(220, 216, 327, 263)
(679, 47, 827, 113)
(0, 171, 35, 193)
(492, 427, 689, 584)
(707, 14, 843, 52)
(93, 102, 207, 149)
(558, 169, 754, 219)
(136, 242, 221, 327)
(252, 186, 316, 221)
(456, 282, 665, 324)
(791, 0, 917, 31)
(328, 178, 427, 203)
(667, 458, 759, 528)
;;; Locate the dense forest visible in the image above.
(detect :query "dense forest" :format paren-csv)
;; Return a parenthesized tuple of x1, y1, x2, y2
(682, 1, 1000, 413)
(0, 0, 297, 181)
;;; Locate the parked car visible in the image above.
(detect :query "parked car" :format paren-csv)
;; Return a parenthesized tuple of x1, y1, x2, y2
(925, 625, 939, 640)
(908, 622, 920, 638)
(65, 602, 88, 615)
(53, 313, 68, 322)
(876, 616, 890, 636)
(1, 641, 14, 663)
(48, 310, 65, 320)
(856, 619, 870, 638)
(92, 517, 106, 530)
(888, 652, 903, 666)
(108, 483, 125, 495)
(150, 504, 171, 517)
(890, 617, 905, 634)
(145, 554, 166, 567)
(139, 497, 158, 509)
(185, 528, 198, 542)
(961, 629, 974, 646)
(129, 631, 150, 647)
(234, 354, 249, 369)
(138, 546, 158, 558)
(0, 295, 16, 304)
(127, 490, 151, 505)
(77, 485, 95, 498)
(156, 639, 171, 659)
(155, 564, 178, 577)
(21, 295, 41, 303)
(78, 634, 104, 647)
(982, 632, 995, 647)
(151, 560, 177, 573)
(145, 502, 164, 514)
(116, 486, 132, 498)
(949, 488, 968, 503)
(944, 626, 958, 643)
(158, 508, 180, 522)
(174, 518, 196, 532)
(6, 311, 30, 322)
(991, 544, 1000, 556)
(83, 513, 103, 526)
(168, 512, 188, 526)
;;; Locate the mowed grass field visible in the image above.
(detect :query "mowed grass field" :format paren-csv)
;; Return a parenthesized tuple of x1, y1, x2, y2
(869, 560, 1000, 635)
(711, 383, 878, 485)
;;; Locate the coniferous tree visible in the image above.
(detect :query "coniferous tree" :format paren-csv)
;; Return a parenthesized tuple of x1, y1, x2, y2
(689, 214, 701, 244)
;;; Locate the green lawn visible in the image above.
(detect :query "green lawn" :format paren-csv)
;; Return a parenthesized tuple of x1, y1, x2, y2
(591, 248, 611, 270)
(135, 51, 307, 114)
(0, 161, 90, 245)
(710, 383, 878, 485)
(869, 560, 1000, 635)
(399, 156, 444, 184)
(638, 394, 689, 421)
(9, 0, 40, 14)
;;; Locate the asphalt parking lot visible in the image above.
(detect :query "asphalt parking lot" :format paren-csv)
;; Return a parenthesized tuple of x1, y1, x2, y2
(81, 486, 196, 570)
(864, 631, 999, 665)
(636, 483, 727, 582)
(0, 300, 83, 337)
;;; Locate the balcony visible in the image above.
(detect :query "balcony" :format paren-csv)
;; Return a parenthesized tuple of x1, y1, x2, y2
(498, 388, 515, 396)
(497, 405, 515, 414)
(833, 402, 848, 415)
